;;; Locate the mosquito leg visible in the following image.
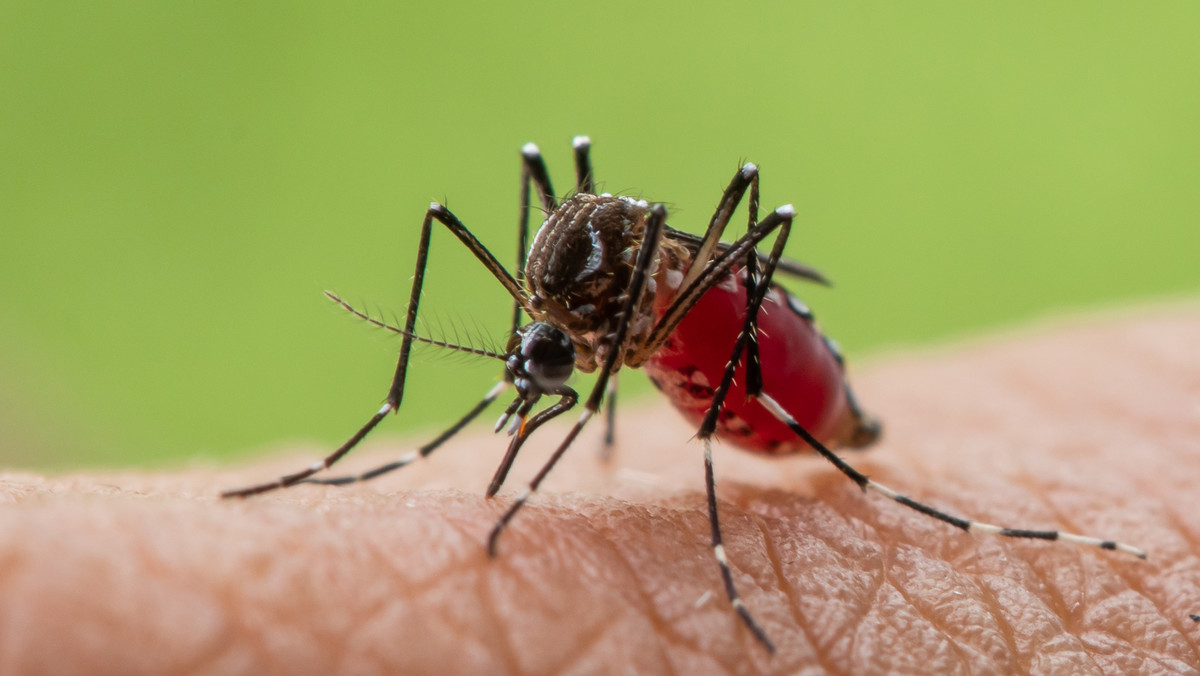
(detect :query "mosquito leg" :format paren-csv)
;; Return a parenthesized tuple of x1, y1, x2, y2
(572, 134, 618, 459)
(485, 388, 580, 497)
(572, 135, 594, 195)
(647, 205, 796, 359)
(513, 143, 556, 335)
(437, 142, 561, 493)
(299, 381, 510, 487)
(601, 374, 618, 460)
(689, 206, 794, 654)
(739, 173, 763, 396)
(486, 398, 538, 496)
(754, 392, 1146, 558)
(222, 203, 528, 498)
(722, 208, 1142, 557)
(520, 142, 557, 215)
(487, 205, 669, 556)
(677, 163, 761, 294)
(703, 439, 776, 654)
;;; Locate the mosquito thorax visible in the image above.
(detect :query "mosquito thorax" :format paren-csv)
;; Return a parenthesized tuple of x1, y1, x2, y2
(525, 193, 689, 372)
(506, 321, 575, 396)
(525, 193, 647, 329)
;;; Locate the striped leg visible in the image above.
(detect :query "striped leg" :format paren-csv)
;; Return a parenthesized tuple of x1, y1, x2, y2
(221, 202, 527, 499)
(753, 392, 1147, 559)
(691, 204, 795, 655)
(485, 388, 580, 498)
(299, 380, 510, 487)
(704, 439, 776, 653)
(513, 142, 556, 335)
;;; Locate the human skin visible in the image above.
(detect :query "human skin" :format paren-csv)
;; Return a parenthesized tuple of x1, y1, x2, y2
(1, 306, 1198, 675)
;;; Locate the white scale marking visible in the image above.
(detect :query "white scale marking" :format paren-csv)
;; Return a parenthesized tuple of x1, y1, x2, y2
(575, 222, 604, 280)
(713, 543, 729, 566)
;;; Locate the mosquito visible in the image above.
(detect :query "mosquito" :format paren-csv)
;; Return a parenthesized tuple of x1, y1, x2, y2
(223, 136, 1146, 653)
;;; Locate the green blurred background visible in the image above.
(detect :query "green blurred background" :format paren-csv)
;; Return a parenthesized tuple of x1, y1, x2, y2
(2, 3, 1197, 470)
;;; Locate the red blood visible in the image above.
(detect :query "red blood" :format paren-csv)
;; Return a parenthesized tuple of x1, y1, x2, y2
(645, 269, 852, 454)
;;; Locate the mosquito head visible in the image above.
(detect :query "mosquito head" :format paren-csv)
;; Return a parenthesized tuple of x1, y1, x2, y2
(508, 321, 576, 397)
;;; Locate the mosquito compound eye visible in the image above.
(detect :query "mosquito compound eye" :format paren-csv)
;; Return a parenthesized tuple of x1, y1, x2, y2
(518, 321, 575, 392)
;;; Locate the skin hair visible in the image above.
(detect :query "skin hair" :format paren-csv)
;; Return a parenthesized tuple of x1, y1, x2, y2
(1, 306, 1198, 674)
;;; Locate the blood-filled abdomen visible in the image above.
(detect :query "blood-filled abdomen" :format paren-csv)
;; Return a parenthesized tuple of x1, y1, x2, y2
(644, 269, 866, 454)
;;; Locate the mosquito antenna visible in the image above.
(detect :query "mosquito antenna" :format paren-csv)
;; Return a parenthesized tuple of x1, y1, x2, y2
(325, 291, 507, 361)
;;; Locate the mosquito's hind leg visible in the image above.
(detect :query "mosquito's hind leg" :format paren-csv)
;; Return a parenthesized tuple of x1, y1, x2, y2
(687, 204, 798, 655)
(754, 390, 1146, 558)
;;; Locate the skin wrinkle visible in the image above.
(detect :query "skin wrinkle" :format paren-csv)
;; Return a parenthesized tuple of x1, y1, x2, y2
(603, 507, 742, 676)
(527, 512, 669, 676)
(782, 427, 1128, 672)
(1053, 523, 1200, 673)
(332, 594, 397, 674)
(791, 487, 884, 665)
(238, 542, 333, 671)
(876, 458, 1128, 661)
(668, 506, 761, 675)
(359, 575, 499, 675)
(585, 510, 691, 671)
(751, 514, 840, 675)
(781, 489, 894, 670)
(751, 515, 805, 643)
(349, 510, 500, 664)
(973, 507, 1102, 669)
(1140, 497, 1200, 664)
(501, 504, 624, 674)
(494, 500, 669, 675)
(875, 551, 969, 675)
(981, 566, 1103, 676)
(875, 546, 974, 674)
(843, 535, 882, 671)
(892, 528, 1012, 662)
(476, 566, 522, 676)
(972, 574, 1023, 672)
(991, 495, 1086, 649)
(1027, 484, 1172, 654)
(434, 581, 505, 670)
(1020, 537, 1143, 672)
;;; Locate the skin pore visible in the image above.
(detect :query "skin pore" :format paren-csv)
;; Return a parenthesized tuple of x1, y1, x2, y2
(1, 306, 1198, 674)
